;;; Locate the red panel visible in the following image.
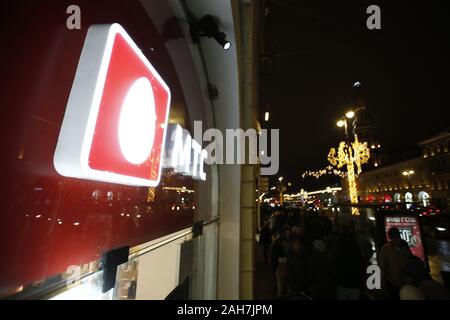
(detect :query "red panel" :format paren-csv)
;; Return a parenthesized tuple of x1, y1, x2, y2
(88, 33, 170, 181)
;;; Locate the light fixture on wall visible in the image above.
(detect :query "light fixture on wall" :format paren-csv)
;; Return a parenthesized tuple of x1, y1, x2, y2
(190, 15, 231, 50)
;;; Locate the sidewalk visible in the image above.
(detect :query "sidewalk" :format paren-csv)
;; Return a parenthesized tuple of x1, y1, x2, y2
(255, 245, 277, 300)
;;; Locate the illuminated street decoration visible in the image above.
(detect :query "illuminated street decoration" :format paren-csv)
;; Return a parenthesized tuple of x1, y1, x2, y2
(328, 135, 370, 215)
(302, 165, 347, 179)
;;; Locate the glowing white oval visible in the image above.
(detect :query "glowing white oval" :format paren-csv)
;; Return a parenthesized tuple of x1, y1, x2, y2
(119, 77, 156, 165)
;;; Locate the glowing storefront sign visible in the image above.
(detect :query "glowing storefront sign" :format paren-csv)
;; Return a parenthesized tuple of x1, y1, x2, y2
(53, 24, 171, 186)
(54, 24, 207, 186)
(164, 124, 207, 181)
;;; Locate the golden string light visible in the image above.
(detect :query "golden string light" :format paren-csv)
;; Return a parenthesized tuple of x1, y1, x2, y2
(302, 165, 347, 179)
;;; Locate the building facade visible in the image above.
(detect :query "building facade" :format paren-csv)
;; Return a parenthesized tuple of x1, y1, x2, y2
(354, 129, 450, 208)
(357, 157, 432, 205)
(419, 129, 450, 207)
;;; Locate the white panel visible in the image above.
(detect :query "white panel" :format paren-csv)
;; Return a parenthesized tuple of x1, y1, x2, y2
(135, 236, 186, 300)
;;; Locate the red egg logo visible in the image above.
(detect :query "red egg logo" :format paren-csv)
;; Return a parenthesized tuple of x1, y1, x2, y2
(54, 24, 171, 186)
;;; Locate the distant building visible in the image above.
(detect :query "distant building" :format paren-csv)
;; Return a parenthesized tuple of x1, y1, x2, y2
(419, 128, 450, 206)
(344, 129, 450, 208)
(357, 156, 432, 205)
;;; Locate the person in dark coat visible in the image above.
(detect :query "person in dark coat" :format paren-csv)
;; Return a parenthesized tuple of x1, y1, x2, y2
(259, 220, 272, 263)
(333, 227, 365, 300)
(287, 239, 308, 294)
(308, 239, 336, 300)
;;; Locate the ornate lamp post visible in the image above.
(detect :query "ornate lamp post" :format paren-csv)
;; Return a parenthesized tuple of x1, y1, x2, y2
(328, 111, 371, 215)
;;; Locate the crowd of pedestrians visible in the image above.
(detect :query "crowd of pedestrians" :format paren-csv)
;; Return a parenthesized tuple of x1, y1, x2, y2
(258, 206, 450, 300)
(259, 207, 373, 300)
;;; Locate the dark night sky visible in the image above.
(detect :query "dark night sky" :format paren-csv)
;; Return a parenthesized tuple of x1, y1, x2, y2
(261, 0, 450, 191)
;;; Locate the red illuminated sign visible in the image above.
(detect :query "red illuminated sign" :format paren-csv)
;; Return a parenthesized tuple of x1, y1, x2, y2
(54, 24, 171, 186)
(385, 215, 426, 262)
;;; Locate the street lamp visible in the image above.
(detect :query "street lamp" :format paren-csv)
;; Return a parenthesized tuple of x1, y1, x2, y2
(336, 118, 350, 142)
(402, 169, 415, 190)
(402, 170, 415, 176)
(336, 120, 345, 128)
(277, 177, 285, 206)
(345, 110, 355, 119)
(331, 108, 371, 215)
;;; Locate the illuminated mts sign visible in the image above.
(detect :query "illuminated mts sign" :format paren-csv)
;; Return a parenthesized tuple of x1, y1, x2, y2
(54, 24, 206, 186)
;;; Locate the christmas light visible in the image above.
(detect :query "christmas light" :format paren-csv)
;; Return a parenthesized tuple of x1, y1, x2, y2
(301, 166, 347, 179)
(328, 135, 370, 215)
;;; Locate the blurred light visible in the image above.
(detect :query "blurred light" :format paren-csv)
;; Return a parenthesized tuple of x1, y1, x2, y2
(58, 221, 63, 225)
(369, 217, 376, 221)
(371, 145, 376, 149)
(50, 273, 113, 300)
(374, 163, 378, 167)
(35, 215, 42, 219)
(264, 112, 270, 122)
(261, 150, 265, 156)
(409, 170, 415, 175)
(120, 213, 125, 217)
(288, 182, 292, 187)
(437, 227, 446, 232)
(278, 177, 283, 182)
(345, 111, 355, 119)
(223, 42, 231, 50)
(402, 171, 409, 176)
(73, 222, 80, 226)
(353, 81, 361, 87)
(336, 120, 345, 128)
(118, 77, 156, 165)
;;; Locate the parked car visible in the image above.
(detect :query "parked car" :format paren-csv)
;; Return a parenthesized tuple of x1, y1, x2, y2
(409, 205, 441, 217)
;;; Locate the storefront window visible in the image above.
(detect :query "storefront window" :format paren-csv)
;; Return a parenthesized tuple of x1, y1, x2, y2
(1, 0, 218, 300)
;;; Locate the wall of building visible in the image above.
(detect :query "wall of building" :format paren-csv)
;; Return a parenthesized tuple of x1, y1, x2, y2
(357, 157, 431, 203)
(420, 131, 450, 206)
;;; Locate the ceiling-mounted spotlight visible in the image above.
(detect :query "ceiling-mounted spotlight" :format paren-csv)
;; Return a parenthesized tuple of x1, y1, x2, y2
(190, 15, 231, 50)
